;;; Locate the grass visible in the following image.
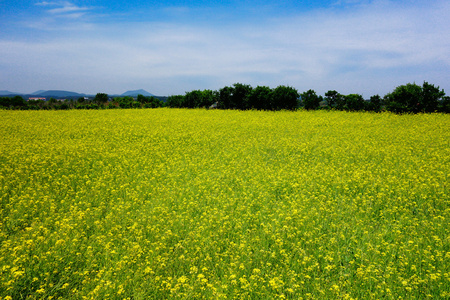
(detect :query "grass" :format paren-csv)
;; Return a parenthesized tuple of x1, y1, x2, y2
(0, 109, 449, 299)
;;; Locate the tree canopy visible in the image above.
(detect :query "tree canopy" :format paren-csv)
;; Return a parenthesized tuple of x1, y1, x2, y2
(0, 81, 447, 113)
(384, 82, 445, 113)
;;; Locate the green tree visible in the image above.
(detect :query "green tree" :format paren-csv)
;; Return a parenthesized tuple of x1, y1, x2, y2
(12, 95, 26, 107)
(137, 94, 149, 104)
(138, 94, 164, 108)
(271, 86, 299, 110)
(344, 94, 365, 111)
(0, 97, 9, 107)
(421, 81, 445, 112)
(324, 90, 343, 109)
(200, 90, 218, 108)
(438, 96, 450, 113)
(367, 95, 383, 112)
(107, 102, 117, 109)
(116, 96, 134, 108)
(231, 83, 252, 110)
(184, 90, 203, 108)
(384, 83, 422, 113)
(59, 102, 70, 110)
(94, 93, 108, 104)
(166, 95, 185, 108)
(218, 83, 253, 110)
(26, 98, 45, 110)
(0, 96, 26, 108)
(301, 89, 321, 110)
(248, 86, 273, 110)
(151, 96, 164, 108)
(218, 86, 233, 109)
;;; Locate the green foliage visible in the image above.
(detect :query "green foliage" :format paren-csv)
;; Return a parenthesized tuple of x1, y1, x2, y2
(137, 94, 164, 108)
(344, 94, 365, 111)
(216, 84, 299, 110)
(301, 89, 322, 110)
(0, 96, 26, 108)
(12, 95, 26, 107)
(85, 103, 100, 109)
(59, 102, 70, 110)
(0, 81, 447, 113)
(324, 90, 343, 109)
(94, 93, 108, 104)
(0, 97, 8, 108)
(184, 90, 203, 108)
(176, 90, 217, 108)
(136, 94, 164, 107)
(199, 89, 218, 108)
(231, 83, 252, 110)
(218, 83, 253, 109)
(366, 95, 383, 112)
(136, 94, 147, 104)
(248, 86, 272, 110)
(422, 81, 445, 112)
(439, 96, 450, 113)
(107, 102, 117, 109)
(116, 96, 134, 108)
(384, 82, 445, 113)
(384, 83, 422, 113)
(271, 86, 299, 110)
(166, 95, 185, 108)
(218, 85, 233, 109)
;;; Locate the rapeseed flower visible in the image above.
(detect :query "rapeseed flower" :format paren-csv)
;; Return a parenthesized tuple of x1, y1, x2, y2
(0, 109, 448, 299)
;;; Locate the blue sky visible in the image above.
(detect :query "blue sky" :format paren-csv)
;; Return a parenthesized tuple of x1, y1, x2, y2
(1, 0, 449, 96)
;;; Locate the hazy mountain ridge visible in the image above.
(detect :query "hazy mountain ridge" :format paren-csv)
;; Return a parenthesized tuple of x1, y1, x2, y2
(1, 89, 157, 98)
(34, 90, 88, 97)
(31, 90, 47, 95)
(121, 89, 155, 97)
(0, 90, 21, 96)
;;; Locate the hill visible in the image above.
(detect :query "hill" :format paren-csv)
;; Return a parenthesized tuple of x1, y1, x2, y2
(31, 90, 47, 95)
(121, 89, 155, 97)
(0, 90, 20, 96)
(34, 90, 87, 98)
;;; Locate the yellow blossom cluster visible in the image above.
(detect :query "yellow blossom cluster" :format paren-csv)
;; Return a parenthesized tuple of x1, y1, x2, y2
(0, 109, 449, 299)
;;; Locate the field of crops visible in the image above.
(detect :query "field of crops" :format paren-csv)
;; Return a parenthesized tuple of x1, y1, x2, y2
(0, 109, 449, 299)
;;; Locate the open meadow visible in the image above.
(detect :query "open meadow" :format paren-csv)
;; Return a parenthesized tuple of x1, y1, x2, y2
(0, 109, 449, 299)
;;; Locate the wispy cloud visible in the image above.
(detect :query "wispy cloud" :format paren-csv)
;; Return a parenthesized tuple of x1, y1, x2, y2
(35, 1, 61, 6)
(2, 0, 449, 95)
(48, 5, 91, 15)
(24, 1, 100, 31)
(35, 1, 94, 18)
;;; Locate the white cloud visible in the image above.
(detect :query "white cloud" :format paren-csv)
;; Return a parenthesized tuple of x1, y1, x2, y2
(2, 0, 449, 95)
(49, 5, 91, 15)
(35, 1, 94, 18)
(35, 1, 61, 6)
(25, 1, 99, 30)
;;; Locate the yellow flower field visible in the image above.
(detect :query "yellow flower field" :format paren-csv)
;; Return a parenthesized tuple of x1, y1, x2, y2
(0, 109, 449, 299)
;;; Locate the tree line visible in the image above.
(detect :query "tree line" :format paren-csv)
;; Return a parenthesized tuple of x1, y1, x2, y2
(0, 94, 166, 110)
(1, 81, 449, 113)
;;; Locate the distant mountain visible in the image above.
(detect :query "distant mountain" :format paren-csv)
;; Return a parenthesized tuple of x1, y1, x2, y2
(35, 90, 87, 98)
(121, 89, 155, 97)
(0, 90, 20, 96)
(31, 90, 47, 95)
(2, 89, 158, 98)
